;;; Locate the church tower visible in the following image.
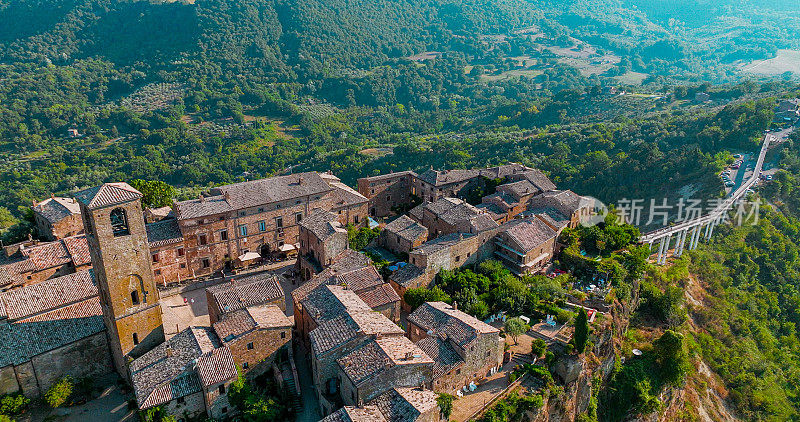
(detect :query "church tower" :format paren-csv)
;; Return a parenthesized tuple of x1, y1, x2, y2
(76, 182, 164, 379)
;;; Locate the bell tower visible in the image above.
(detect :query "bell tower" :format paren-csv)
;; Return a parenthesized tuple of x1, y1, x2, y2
(76, 182, 164, 379)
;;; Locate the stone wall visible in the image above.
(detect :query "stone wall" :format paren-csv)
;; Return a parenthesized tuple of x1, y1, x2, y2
(358, 173, 415, 218)
(227, 327, 291, 377)
(0, 332, 113, 398)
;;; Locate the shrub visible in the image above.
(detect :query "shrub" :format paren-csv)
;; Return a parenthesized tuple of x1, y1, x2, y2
(0, 394, 29, 415)
(45, 376, 74, 408)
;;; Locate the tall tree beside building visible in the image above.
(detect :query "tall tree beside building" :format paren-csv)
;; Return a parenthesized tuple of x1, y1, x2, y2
(574, 308, 589, 354)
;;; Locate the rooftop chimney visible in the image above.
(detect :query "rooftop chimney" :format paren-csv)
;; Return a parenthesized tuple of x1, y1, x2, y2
(166, 346, 174, 358)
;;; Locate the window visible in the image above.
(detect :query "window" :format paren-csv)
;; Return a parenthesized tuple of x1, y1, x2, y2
(276, 217, 283, 228)
(177, 397, 184, 405)
(131, 290, 140, 305)
(151, 253, 159, 263)
(177, 247, 185, 256)
(220, 230, 228, 241)
(180, 263, 186, 269)
(154, 269, 161, 276)
(455, 256, 461, 262)
(219, 385, 226, 395)
(198, 234, 208, 245)
(354, 216, 359, 224)
(258, 207, 264, 213)
(243, 362, 249, 369)
(295, 213, 303, 223)
(455, 368, 461, 375)
(110, 208, 129, 237)
(247, 342, 254, 350)
(222, 407, 228, 414)
(281, 331, 286, 339)
(132, 333, 139, 345)
(296, 200, 302, 205)
(258, 220, 266, 232)
(239, 225, 248, 237)
(202, 258, 210, 268)
(239, 211, 246, 217)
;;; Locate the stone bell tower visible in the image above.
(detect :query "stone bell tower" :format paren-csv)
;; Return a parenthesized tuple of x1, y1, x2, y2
(75, 182, 164, 379)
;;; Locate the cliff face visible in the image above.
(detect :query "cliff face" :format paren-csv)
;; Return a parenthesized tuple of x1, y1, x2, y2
(532, 285, 640, 422)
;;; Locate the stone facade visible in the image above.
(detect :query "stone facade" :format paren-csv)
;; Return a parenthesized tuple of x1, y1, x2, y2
(493, 218, 558, 276)
(213, 304, 293, 377)
(407, 302, 503, 395)
(297, 210, 349, 280)
(357, 171, 417, 218)
(378, 215, 428, 256)
(76, 182, 165, 379)
(32, 197, 84, 241)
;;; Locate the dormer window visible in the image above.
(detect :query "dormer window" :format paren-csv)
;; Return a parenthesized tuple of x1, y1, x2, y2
(110, 208, 129, 237)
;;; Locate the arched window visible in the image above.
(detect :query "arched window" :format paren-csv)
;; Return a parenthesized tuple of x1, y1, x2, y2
(131, 290, 140, 305)
(110, 208, 129, 237)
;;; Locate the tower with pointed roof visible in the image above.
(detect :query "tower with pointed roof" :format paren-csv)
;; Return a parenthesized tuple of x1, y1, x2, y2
(75, 182, 165, 379)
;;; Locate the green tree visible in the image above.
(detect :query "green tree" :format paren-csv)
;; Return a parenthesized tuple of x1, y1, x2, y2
(404, 287, 451, 310)
(574, 308, 589, 354)
(653, 330, 691, 386)
(436, 393, 455, 420)
(44, 376, 73, 408)
(129, 180, 176, 208)
(504, 317, 530, 345)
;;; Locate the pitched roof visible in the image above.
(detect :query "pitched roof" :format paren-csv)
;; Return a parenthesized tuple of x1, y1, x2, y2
(309, 308, 404, 357)
(62, 235, 91, 266)
(512, 169, 557, 192)
(358, 283, 401, 309)
(407, 302, 498, 349)
(528, 190, 584, 217)
(413, 233, 474, 256)
(32, 197, 81, 224)
(497, 180, 539, 200)
(206, 273, 284, 315)
(384, 216, 428, 243)
(300, 284, 372, 325)
(130, 327, 231, 409)
(174, 195, 233, 219)
(0, 257, 37, 287)
(214, 304, 292, 342)
(195, 346, 238, 388)
(337, 336, 432, 387)
(0, 310, 105, 368)
(0, 269, 98, 321)
(320, 406, 388, 422)
(74, 182, 142, 209)
(210, 172, 332, 210)
(22, 240, 71, 271)
(416, 164, 531, 187)
(146, 219, 184, 248)
(301, 210, 346, 241)
(497, 218, 557, 252)
(359, 171, 417, 183)
(291, 250, 372, 303)
(389, 264, 426, 288)
(415, 336, 464, 379)
(328, 181, 369, 208)
(370, 388, 440, 422)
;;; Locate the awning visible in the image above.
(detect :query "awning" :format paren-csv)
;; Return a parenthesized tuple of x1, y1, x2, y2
(279, 243, 297, 252)
(238, 252, 261, 261)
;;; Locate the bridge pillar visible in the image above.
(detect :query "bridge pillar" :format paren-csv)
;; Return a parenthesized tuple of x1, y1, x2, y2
(659, 235, 671, 265)
(674, 229, 687, 257)
(690, 226, 701, 250)
(655, 236, 666, 264)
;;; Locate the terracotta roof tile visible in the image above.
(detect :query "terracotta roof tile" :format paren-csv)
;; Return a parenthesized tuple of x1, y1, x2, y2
(74, 182, 142, 209)
(0, 269, 97, 321)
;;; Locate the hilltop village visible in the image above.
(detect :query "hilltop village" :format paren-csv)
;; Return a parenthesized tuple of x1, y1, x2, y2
(0, 164, 597, 421)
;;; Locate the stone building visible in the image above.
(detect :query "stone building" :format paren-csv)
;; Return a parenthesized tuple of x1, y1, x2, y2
(32, 196, 84, 241)
(144, 206, 174, 224)
(527, 190, 593, 229)
(303, 285, 406, 415)
(205, 272, 285, 324)
(297, 210, 349, 280)
(0, 235, 92, 290)
(357, 171, 417, 218)
(147, 219, 190, 286)
(492, 218, 558, 276)
(337, 336, 433, 406)
(412, 164, 532, 203)
(0, 269, 113, 397)
(165, 172, 367, 281)
(212, 303, 292, 377)
(75, 182, 165, 379)
(321, 387, 440, 422)
(409, 198, 497, 239)
(378, 216, 428, 256)
(407, 302, 503, 395)
(293, 249, 400, 330)
(129, 327, 237, 420)
(479, 169, 557, 223)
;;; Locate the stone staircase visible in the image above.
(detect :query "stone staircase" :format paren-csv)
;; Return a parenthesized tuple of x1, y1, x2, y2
(281, 361, 303, 413)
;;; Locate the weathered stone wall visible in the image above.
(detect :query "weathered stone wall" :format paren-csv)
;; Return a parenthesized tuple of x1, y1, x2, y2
(204, 380, 234, 420)
(227, 327, 291, 377)
(162, 390, 206, 420)
(358, 173, 414, 218)
(342, 362, 433, 405)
